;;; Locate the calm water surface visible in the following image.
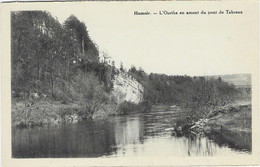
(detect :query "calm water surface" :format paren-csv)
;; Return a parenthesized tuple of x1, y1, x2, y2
(12, 106, 251, 158)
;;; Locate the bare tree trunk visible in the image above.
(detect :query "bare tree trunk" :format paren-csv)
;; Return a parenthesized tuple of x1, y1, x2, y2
(82, 37, 84, 55)
(23, 92, 27, 108)
(50, 54, 54, 101)
(66, 60, 69, 82)
(37, 53, 40, 80)
(50, 72, 54, 101)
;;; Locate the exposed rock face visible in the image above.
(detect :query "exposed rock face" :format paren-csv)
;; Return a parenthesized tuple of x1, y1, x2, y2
(113, 72, 144, 104)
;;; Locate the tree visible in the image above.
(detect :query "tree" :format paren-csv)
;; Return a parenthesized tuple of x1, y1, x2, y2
(75, 72, 109, 115)
(129, 65, 137, 73)
(218, 77, 222, 83)
(11, 11, 63, 96)
(64, 15, 99, 63)
(120, 62, 124, 72)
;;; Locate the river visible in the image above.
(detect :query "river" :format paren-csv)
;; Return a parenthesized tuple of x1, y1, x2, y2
(12, 106, 251, 158)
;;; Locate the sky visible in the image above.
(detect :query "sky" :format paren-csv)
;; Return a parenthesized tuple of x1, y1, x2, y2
(45, 2, 258, 76)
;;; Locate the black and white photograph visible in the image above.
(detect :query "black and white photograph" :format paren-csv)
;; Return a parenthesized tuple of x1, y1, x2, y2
(1, 1, 259, 166)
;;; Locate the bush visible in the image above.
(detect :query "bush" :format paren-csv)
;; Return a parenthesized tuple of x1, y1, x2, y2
(117, 101, 151, 115)
(74, 72, 116, 116)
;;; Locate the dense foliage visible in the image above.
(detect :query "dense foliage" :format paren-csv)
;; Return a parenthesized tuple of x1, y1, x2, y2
(11, 11, 116, 116)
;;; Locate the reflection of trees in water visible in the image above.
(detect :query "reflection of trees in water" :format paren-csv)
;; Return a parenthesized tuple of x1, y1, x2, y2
(206, 129, 252, 152)
(113, 116, 145, 156)
(114, 116, 144, 146)
(12, 116, 146, 158)
(12, 121, 119, 158)
(185, 133, 215, 156)
(83, 121, 117, 156)
(173, 129, 252, 156)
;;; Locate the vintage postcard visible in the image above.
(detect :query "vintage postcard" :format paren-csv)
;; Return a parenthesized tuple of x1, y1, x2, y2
(1, 0, 259, 166)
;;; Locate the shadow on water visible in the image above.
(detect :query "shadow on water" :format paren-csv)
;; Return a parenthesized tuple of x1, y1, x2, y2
(12, 107, 251, 158)
(12, 116, 145, 158)
(171, 130, 251, 156)
(205, 129, 251, 153)
(12, 120, 119, 158)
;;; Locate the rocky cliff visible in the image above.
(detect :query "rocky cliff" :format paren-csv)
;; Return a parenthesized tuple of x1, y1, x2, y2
(113, 72, 144, 104)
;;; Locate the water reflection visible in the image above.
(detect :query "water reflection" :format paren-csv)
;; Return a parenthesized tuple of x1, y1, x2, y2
(110, 116, 144, 157)
(206, 129, 252, 152)
(173, 134, 218, 156)
(114, 116, 144, 146)
(12, 108, 251, 158)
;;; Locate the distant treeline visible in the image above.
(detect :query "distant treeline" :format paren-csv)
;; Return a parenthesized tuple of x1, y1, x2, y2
(128, 66, 249, 117)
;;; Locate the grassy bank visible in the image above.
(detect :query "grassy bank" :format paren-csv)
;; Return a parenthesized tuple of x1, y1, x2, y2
(205, 102, 251, 132)
(174, 102, 251, 133)
(12, 100, 84, 127)
(12, 100, 115, 127)
(12, 99, 151, 127)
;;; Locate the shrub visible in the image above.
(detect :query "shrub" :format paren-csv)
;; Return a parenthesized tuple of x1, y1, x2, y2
(117, 101, 151, 115)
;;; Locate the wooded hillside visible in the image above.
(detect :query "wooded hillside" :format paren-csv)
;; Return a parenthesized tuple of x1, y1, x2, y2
(12, 11, 116, 104)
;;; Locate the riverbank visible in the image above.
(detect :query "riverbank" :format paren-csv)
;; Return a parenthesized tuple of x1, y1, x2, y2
(174, 102, 251, 134)
(205, 102, 251, 132)
(11, 100, 117, 127)
(12, 100, 82, 127)
(12, 99, 151, 127)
